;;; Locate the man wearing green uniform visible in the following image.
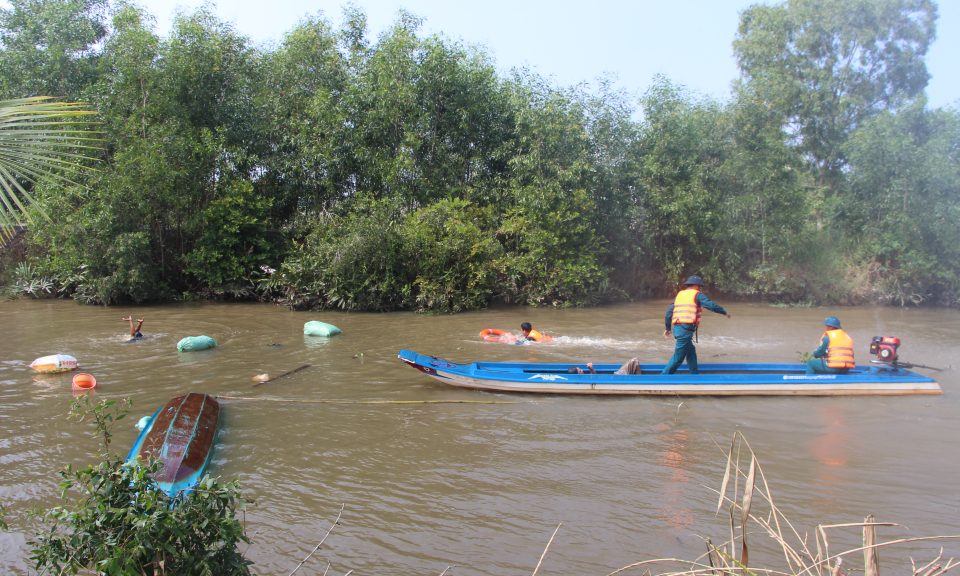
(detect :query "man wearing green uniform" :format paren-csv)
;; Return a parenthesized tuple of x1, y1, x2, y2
(806, 317, 855, 375)
(662, 276, 731, 375)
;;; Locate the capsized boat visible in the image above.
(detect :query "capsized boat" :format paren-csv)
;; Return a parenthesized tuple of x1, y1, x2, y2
(125, 393, 221, 496)
(398, 350, 941, 396)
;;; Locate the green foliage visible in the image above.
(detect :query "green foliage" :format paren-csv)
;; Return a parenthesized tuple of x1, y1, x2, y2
(27, 396, 253, 576)
(842, 102, 960, 305)
(0, 0, 108, 99)
(3, 260, 55, 298)
(1, 0, 957, 308)
(281, 196, 413, 311)
(405, 199, 501, 312)
(0, 97, 100, 238)
(734, 0, 937, 190)
(185, 181, 273, 288)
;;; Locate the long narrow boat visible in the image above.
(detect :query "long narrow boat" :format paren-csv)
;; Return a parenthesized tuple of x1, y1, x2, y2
(398, 350, 941, 396)
(125, 393, 221, 496)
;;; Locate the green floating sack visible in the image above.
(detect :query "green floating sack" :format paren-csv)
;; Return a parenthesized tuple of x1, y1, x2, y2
(304, 321, 341, 337)
(177, 335, 218, 352)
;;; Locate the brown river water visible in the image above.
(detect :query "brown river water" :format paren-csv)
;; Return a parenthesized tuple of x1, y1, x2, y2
(1, 299, 958, 575)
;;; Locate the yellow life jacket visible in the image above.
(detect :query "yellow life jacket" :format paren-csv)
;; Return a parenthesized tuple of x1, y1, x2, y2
(671, 288, 702, 326)
(824, 329, 854, 369)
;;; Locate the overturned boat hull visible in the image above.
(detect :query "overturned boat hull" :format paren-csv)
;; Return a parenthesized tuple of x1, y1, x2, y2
(398, 350, 940, 396)
(125, 393, 221, 496)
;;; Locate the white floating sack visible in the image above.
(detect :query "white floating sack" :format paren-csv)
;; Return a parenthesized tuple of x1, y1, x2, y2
(304, 321, 341, 337)
(30, 354, 79, 373)
(177, 336, 218, 352)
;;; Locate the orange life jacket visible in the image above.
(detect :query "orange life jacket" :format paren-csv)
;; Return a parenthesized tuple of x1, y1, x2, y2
(671, 288, 702, 326)
(824, 329, 854, 369)
(527, 329, 547, 342)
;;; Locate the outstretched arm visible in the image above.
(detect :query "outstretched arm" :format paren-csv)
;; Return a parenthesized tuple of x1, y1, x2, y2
(696, 292, 729, 317)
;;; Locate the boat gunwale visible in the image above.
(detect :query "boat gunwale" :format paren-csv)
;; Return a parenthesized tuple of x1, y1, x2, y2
(398, 349, 940, 395)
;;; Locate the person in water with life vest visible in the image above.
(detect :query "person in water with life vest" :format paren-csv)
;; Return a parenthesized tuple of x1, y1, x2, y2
(806, 317, 854, 375)
(662, 276, 731, 375)
(520, 322, 548, 342)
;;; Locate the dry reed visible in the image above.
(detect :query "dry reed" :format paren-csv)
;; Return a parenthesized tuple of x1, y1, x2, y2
(598, 431, 960, 576)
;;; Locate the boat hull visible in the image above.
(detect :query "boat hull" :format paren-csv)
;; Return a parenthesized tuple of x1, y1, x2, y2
(398, 350, 941, 396)
(125, 393, 221, 496)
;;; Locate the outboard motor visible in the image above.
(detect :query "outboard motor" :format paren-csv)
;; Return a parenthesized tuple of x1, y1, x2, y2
(868, 337, 946, 372)
(870, 336, 901, 363)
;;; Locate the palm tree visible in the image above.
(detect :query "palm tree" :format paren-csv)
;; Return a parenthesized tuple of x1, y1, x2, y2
(0, 96, 100, 239)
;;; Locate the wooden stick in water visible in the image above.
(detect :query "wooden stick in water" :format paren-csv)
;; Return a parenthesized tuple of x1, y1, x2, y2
(252, 364, 311, 387)
(218, 395, 524, 405)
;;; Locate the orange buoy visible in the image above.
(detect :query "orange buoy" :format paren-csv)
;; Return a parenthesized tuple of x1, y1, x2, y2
(479, 329, 518, 344)
(72, 373, 97, 391)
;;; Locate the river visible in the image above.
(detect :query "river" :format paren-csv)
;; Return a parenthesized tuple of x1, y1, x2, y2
(1, 299, 958, 575)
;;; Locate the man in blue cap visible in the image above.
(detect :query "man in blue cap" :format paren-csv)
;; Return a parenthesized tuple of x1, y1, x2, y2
(806, 317, 855, 375)
(662, 276, 731, 375)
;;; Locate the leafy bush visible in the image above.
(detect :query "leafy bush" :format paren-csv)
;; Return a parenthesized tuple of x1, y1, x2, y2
(185, 181, 275, 288)
(405, 199, 501, 313)
(27, 397, 253, 576)
(281, 196, 414, 311)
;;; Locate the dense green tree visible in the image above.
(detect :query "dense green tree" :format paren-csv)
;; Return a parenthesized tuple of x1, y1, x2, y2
(3, 0, 956, 309)
(0, 0, 108, 99)
(843, 101, 960, 305)
(734, 0, 937, 215)
(633, 77, 734, 286)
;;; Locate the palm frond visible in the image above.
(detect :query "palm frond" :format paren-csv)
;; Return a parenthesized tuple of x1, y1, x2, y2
(0, 97, 101, 239)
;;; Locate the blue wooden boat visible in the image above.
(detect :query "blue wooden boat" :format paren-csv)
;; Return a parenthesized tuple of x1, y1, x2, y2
(125, 393, 221, 496)
(398, 350, 940, 396)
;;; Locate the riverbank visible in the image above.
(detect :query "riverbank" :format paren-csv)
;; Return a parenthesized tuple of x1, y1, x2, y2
(2, 241, 953, 311)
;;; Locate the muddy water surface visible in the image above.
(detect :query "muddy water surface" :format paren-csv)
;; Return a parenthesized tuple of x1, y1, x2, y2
(1, 299, 958, 575)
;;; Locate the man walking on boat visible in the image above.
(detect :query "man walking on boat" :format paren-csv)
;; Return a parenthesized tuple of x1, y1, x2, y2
(662, 276, 731, 375)
(805, 317, 854, 375)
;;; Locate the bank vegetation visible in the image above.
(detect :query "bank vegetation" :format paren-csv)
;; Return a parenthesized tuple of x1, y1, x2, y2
(0, 0, 957, 311)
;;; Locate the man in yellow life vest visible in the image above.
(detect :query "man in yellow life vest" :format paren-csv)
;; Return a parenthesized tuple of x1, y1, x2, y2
(662, 276, 731, 375)
(806, 317, 855, 374)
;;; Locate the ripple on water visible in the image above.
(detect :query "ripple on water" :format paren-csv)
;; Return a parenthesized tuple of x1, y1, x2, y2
(0, 300, 958, 575)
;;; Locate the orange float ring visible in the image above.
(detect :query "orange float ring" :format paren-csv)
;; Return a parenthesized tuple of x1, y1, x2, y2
(72, 373, 97, 391)
(479, 329, 518, 343)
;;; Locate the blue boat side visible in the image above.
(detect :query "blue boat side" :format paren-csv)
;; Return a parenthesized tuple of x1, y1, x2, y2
(125, 407, 161, 463)
(397, 349, 936, 387)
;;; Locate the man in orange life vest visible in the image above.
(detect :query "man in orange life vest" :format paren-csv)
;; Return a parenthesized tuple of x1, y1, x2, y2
(662, 276, 731, 375)
(806, 317, 855, 375)
(520, 322, 549, 342)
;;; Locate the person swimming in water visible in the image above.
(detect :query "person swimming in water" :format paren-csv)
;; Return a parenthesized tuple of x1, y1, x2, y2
(520, 322, 550, 342)
(123, 316, 144, 339)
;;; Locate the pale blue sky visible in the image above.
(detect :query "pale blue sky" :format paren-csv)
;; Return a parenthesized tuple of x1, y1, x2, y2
(15, 0, 960, 108)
